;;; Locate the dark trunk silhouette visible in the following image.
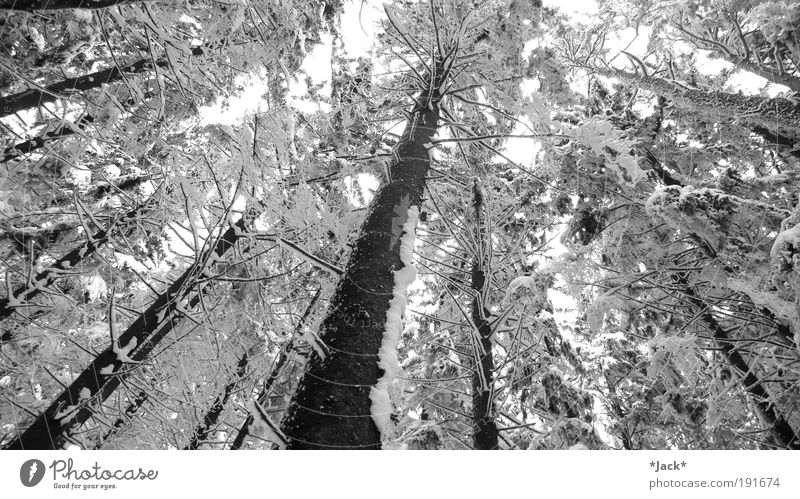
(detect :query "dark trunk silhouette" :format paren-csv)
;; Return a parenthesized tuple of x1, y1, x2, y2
(1, 58, 166, 118)
(680, 279, 799, 449)
(2, 116, 91, 163)
(3, 215, 249, 449)
(279, 66, 444, 449)
(469, 180, 498, 449)
(229, 346, 290, 450)
(0, 0, 149, 11)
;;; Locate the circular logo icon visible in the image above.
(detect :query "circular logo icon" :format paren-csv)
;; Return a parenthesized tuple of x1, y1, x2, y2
(20, 459, 45, 487)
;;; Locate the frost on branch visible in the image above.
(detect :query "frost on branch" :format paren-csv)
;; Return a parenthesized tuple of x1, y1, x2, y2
(369, 205, 419, 438)
(770, 222, 800, 299)
(561, 200, 605, 246)
(504, 273, 551, 309)
(647, 335, 703, 391)
(527, 418, 606, 450)
(647, 185, 788, 260)
(645, 186, 735, 256)
(246, 399, 287, 449)
(572, 119, 644, 186)
(586, 292, 629, 332)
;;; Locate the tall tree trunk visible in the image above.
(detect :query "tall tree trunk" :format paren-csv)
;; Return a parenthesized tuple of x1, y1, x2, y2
(0, 58, 166, 118)
(680, 279, 800, 449)
(279, 70, 443, 449)
(3, 215, 248, 449)
(0, 0, 150, 11)
(469, 179, 498, 449)
(0, 199, 155, 328)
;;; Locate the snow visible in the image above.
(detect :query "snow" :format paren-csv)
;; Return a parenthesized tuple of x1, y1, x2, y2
(79, 387, 91, 400)
(80, 273, 108, 303)
(301, 328, 327, 359)
(505, 275, 547, 308)
(341, 0, 381, 57)
(423, 142, 437, 162)
(246, 399, 287, 449)
(199, 70, 270, 126)
(644, 185, 674, 216)
(506, 275, 537, 298)
(54, 404, 80, 424)
(5, 289, 21, 307)
(343, 173, 379, 207)
(728, 279, 800, 350)
(770, 223, 800, 261)
(99, 364, 115, 376)
(369, 205, 419, 437)
(113, 336, 138, 363)
(384, 5, 411, 42)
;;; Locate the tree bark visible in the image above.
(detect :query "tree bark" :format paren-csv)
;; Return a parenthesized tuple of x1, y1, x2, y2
(610, 70, 800, 137)
(0, 0, 149, 11)
(279, 72, 443, 449)
(681, 280, 799, 449)
(0, 58, 166, 118)
(469, 179, 498, 449)
(3, 215, 248, 449)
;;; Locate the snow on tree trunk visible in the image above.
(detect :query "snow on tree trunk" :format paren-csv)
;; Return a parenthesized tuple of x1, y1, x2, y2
(279, 76, 442, 450)
(369, 206, 418, 435)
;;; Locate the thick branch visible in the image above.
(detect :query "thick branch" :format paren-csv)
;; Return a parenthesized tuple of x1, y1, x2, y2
(1, 58, 166, 118)
(0, 0, 150, 11)
(3, 214, 249, 449)
(0, 200, 155, 327)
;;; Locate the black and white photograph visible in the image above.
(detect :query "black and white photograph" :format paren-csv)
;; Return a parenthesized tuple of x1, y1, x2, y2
(0, 0, 799, 495)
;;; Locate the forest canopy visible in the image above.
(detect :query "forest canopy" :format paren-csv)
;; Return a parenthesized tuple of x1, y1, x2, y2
(0, 0, 799, 450)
